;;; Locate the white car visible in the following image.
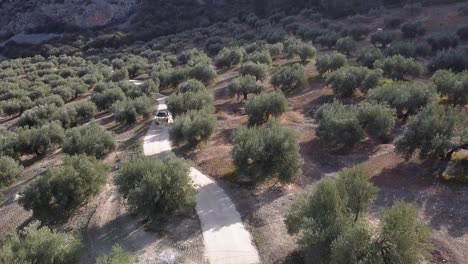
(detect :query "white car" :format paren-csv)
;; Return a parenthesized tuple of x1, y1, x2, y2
(155, 110, 173, 124)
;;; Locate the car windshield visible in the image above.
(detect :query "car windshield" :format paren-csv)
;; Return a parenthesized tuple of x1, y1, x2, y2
(157, 111, 168, 117)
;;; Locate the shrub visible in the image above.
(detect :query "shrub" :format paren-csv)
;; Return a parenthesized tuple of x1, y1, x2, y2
(167, 90, 214, 116)
(368, 81, 435, 117)
(357, 102, 396, 140)
(214, 47, 245, 69)
(357, 47, 384, 68)
(96, 245, 135, 264)
(35, 95, 65, 108)
(370, 31, 397, 47)
(63, 122, 116, 159)
(326, 66, 382, 97)
(401, 21, 426, 38)
(15, 121, 65, 156)
(426, 33, 459, 51)
(92, 87, 125, 111)
(286, 40, 316, 62)
(177, 79, 206, 93)
(266, 43, 284, 57)
(285, 166, 430, 264)
(227, 75, 262, 100)
(170, 109, 216, 147)
(0, 155, 23, 189)
(245, 50, 273, 65)
(270, 63, 305, 92)
(112, 96, 152, 124)
(19, 155, 107, 222)
(156, 67, 191, 88)
(125, 79, 159, 98)
(429, 48, 468, 72)
(115, 155, 195, 220)
(315, 102, 363, 147)
(315, 52, 348, 75)
(395, 104, 467, 161)
(239, 62, 268, 80)
(0, 221, 81, 264)
(456, 24, 468, 40)
(75, 101, 97, 121)
(336, 37, 356, 55)
(17, 104, 58, 127)
(384, 16, 402, 29)
(374, 55, 424, 80)
(245, 92, 288, 125)
(0, 97, 33, 116)
(189, 63, 217, 84)
(431, 70, 468, 106)
(231, 120, 301, 183)
(111, 68, 129, 82)
(316, 31, 340, 49)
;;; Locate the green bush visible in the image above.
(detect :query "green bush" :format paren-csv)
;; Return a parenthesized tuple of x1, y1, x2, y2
(189, 63, 217, 84)
(231, 120, 301, 183)
(170, 109, 216, 147)
(245, 50, 273, 65)
(429, 48, 468, 72)
(35, 95, 65, 108)
(239, 62, 268, 80)
(368, 81, 435, 117)
(124, 79, 159, 98)
(325, 66, 382, 97)
(431, 70, 468, 106)
(167, 90, 214, 116)
(357, 47, 384, 68)
(177, 79, 206, 93)
(112, 96, 152, 124)
(17, 104, 58, 127)
(315, 102, 363, 147)
(426, 32, 459, 51)
(62, 122, 116, 159)
(0, 221, 81, 264)
(285, 166, 430, 264)
(115, 155, 195, 220)
(395, 104, 467, 161)
(357, 102, 396, 140)
(316, 31, 340, 49)
(15, 121, 65, 156)
(214, 47, 245, 69)
(0, 97, 33, 116)
(0, 155, 23, 189)
(75, 101, 97, 121)
(227, 75, 262, 100)
(315, 52, 348, 75)
(374, 55, 424, 79)
(96, 245, 135, 264)
(111, 68, 129, 82)
(19, 155, 107, 222)
(270, 63, 305, 92)
(401, 21, 426, 38)
(370, 31, 396, 47)
(92, 87, 126, 111)
(245, 92, 288, 125)
(336, 37, 356, 55)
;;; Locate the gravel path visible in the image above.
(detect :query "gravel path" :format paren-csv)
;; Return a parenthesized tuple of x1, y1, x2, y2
(143, 97, 260, 264)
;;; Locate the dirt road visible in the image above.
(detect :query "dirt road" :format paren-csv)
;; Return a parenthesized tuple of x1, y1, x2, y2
(143, 98, 260, 264)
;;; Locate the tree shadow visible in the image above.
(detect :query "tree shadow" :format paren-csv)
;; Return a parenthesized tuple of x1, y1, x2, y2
(371, 162, 468, 238)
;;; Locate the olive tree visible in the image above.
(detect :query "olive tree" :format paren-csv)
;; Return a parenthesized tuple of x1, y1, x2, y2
(96, 245, 136, 264)
(357, 102, 396, 140)
(239, 62, 268, 80)
(189, 63, 217, 84)
(19, 155, 107, 222)
(0, 155, 23, 189)
(315, 102, 363, 147)
(177, 79, 206, 93)
(245, 92, 288, 125)
(167, 89, 214, 116)
(230, 120, 301, 183)
(315, 53, 348, 75)
(112, 96, 152, 124)
(62, 122, 116, 159)
(215, 47, 245, 69)
(326, 66, 382, 97)
(170, 109, 217, 147)
(270, 63, 305, 92)
(431, 70, 468, 106)
(0, 221, 81, 264)
(227, 75, 262, 100)
(336, 37, 357, 55)
(115, 155, 195, 220)
(395, 104, 468, 161)
(374, 55, 424, 80)
(357, 48, 384, 68)
(368, 81, 436, 117)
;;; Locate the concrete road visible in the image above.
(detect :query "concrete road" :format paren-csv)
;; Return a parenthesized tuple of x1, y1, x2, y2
(143, 97, 260, 264)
